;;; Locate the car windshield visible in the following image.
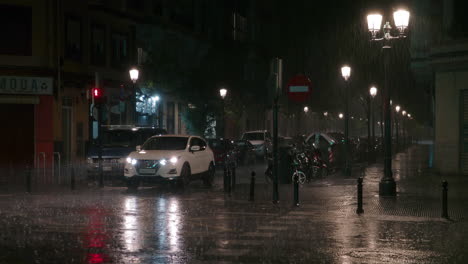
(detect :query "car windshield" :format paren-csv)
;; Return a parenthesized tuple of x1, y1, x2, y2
(142, 137, 188, 150)
(208, 140, 228, 150)
(102, 130, 135, 147)
(242, 133, 264, 141)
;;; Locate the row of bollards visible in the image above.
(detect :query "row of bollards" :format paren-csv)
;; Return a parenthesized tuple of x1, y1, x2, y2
(224, 166, 237, 196)
(442, 180, 448, 219)
(293, 175, 299, 207)
(354, 177, 450, 219)
(356, 177, 364, 214)
(249, 171, 255, 201)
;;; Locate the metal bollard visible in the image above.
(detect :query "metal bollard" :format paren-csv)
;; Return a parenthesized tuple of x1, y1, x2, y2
(442, 180, 448, 218)
(223, 167, 228, 192)
(293, 176, 299, 207)
(356, 177, 364, 214)
(226, 168, 231, 196)
(70, 166, 76, 191)
(25, 165, 32, 193)
(231, 166, 236, 191)
(249, 171, 256, 201)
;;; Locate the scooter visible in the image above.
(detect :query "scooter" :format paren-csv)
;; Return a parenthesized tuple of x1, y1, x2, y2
(309, 143, 328, 179)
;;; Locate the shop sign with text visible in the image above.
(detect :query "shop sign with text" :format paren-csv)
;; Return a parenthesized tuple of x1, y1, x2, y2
(0, 76, 53, 95)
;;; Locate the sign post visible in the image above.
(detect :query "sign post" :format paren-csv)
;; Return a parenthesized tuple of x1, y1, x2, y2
(271, 58, 282, 204)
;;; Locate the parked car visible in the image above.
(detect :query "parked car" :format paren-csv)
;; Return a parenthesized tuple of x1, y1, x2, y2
(86, 126, 167, 183)
(241, 130, 272, 157)
(279, 136, 295, 148)
(124, 135, 215, 190)
(234, 139, 256, 165)
(207, 138, 237, 168)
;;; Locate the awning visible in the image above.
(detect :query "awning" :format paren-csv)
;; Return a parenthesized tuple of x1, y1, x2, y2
(0, 95, 40, 104)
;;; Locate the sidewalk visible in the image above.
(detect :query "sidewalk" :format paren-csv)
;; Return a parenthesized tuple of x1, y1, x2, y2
(225, 144, 468, 221)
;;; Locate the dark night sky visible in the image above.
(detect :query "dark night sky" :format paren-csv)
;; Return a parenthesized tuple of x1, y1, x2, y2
(271, 0, 424, 123)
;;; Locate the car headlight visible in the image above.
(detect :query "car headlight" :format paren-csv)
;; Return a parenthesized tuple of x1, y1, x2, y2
(126, 157, 137, 165)
(160, 156, 179, 166)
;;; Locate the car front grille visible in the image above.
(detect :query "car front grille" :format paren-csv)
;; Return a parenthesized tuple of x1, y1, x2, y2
(135, 159, 161, 175)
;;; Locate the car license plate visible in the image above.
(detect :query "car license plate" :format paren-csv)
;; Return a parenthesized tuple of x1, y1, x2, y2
(103, 166, 112, 171)
(139, 168, 156, 174)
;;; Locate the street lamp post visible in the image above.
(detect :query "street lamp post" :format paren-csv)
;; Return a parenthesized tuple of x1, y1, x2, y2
(407, 113, 411, 144)
(402, 110, 407, 148)
(219, 88, 227, 138)
(129, 68, 139, 125)
(303, 106, 309, 132)
(369, 86, 378, 163)
(341, 65, 351, 176)
(152, 96, 160, 128)
(367, 9, 410, 196)
(395, 105, 401, 152)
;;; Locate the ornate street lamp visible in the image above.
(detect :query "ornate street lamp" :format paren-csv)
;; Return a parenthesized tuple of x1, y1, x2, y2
(369, 86, 378, 162)
(366, 8, 410, 196)
(341, 65, 351, 176)
(304, 106, 309, 113)
(402, 110, 407, 148)
(129, 68, 139, 125)
(219, 88, 227, 138)
(395, 105, 401, 151)
(219, 88, 227, 100)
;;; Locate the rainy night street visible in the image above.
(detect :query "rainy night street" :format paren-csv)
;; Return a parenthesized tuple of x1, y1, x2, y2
(1, 144, 468, 264)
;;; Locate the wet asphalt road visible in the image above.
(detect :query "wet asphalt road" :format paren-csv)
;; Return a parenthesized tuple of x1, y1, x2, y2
(2, 145, 468, 263)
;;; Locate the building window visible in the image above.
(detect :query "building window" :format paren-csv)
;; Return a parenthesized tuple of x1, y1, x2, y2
(453, 0, 468, 38)
(127, 0, 145, 11)
(153, 0, 163, 16)
(167, 101, 175, 134)
(232, 13, 247, 42)
(65, 16, 82, 61)
(170, 0, 194, 29)
(0, 5, 32, 56)
(90, 24, 106, 66)
(111, 32, 128, 68)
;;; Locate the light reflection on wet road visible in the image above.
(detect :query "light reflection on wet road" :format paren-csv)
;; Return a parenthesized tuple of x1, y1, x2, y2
(1, 147, 468, 263)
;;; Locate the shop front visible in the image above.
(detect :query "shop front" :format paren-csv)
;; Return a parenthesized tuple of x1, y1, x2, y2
(0, 76, 54, 186)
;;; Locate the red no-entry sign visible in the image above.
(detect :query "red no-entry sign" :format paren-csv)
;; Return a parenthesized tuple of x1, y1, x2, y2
(286, 74, 312, 103)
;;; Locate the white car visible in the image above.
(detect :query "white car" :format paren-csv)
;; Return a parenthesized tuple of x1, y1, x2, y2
(124, 135, 215, 190)
(241, 130, 272, 157)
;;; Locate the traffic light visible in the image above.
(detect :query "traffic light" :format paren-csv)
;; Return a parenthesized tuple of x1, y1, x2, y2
(92, 87, 105, 105)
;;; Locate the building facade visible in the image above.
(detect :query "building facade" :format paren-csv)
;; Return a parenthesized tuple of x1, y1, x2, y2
(0, 0, 190, 187)
(411, 0, 468, 174)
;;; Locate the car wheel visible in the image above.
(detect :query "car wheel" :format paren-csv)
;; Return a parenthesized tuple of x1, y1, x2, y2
(203, 163, 215, 187)
(179, 164, 191, 188)
(126, 177, 139, 191)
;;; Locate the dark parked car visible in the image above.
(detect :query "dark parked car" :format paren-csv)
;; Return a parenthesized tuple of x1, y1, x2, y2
(207, 138, 237, 168)
(234, 139, 256, 165)
(86, 126, 167, 183)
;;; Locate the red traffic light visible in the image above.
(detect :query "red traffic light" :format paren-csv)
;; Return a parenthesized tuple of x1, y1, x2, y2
(92, 87, 102, 98)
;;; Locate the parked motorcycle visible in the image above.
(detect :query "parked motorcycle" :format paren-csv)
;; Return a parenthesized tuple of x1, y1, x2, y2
(308, 143, 328, 180)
